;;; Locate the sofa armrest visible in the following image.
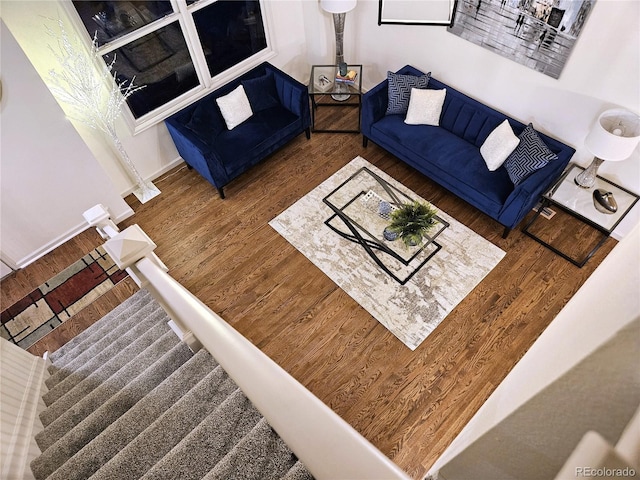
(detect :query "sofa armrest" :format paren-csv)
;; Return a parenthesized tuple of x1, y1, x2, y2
(164, 120, 229, 189)
(362, 80, 389, 138)
(265, 64, 311, 129)
(498, 156, 571, 229)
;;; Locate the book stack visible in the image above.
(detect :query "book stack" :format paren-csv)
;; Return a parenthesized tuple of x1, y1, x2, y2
(335, 70, 357, 85)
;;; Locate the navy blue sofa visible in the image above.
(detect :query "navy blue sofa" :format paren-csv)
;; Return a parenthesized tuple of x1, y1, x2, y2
(362, 65, 575, 237)
(165, 62, 311, 198)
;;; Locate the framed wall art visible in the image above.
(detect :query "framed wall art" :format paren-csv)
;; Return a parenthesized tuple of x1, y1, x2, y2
(448, 0, 596, 79)
(378, 0, 458, 26)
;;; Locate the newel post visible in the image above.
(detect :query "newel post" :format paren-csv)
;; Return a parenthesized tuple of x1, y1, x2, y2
(83, 204, 120, 240)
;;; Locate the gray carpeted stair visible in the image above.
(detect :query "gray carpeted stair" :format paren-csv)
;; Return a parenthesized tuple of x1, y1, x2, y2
(45, 297, 162, 390)
(31, 288, 312, 480)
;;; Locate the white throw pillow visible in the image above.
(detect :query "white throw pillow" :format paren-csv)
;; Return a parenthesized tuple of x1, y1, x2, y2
(216, 85, 253, 130)
(404, 88, 447, 126)
(480, 119, 520, 171)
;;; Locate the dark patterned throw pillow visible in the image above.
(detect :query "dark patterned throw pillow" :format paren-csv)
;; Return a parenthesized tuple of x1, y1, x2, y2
(241, 72, 280, 113)
(386, 71, 431, 116)
(504, 123, 558, 185)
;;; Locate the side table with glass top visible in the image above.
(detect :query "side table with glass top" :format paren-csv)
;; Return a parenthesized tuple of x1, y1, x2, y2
(309, 64, 363, 133)
(522, 163, 639, 267)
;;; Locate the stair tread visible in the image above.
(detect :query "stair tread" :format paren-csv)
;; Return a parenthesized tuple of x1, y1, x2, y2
(46, 300, 162, 389)
(47, 289, 150, 368)
(90, 364, 243, 480)
(202, 417, 300, 480)
(35, 330, 180, 453)
(140, 388, 263, 480)
(31, 338, 192, 480)
(45, 349, 218, 480)
(48, 289, 150, 366)
(42, 319, 167, 421)
(281, 461, 314, 480)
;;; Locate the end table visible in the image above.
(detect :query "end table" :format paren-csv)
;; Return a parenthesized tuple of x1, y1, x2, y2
(523, 163, 639, 267)
(309, 64, 363, 133)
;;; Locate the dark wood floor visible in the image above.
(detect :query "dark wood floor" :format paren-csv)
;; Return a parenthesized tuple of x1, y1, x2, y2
(1, 114, 615, 478)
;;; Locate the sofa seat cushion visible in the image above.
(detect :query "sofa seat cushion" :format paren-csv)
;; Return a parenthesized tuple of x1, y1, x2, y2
(214, 106, 299, 179)
(371, 115, 514, 216)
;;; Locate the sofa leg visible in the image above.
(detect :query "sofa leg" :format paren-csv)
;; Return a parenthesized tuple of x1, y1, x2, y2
(305, 128, 311, 140)
(363, 136, 369, 148)
(502, 227, 511, 239)
(218, 187, 225, 199)
(186, 163, 193, 170)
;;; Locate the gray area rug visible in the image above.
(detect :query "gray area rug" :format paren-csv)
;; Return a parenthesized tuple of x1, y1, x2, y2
(269, 156, 506, 350)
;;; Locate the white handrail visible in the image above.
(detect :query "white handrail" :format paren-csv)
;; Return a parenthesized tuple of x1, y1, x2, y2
(90, 210, 409, 480)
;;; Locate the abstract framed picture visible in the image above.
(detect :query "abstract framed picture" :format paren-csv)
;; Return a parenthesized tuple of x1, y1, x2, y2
(379, 0, 458, 26)
(448, 0, 596, 78)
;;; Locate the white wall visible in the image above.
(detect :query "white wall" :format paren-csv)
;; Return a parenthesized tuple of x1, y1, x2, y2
(0, 21, 133, 268)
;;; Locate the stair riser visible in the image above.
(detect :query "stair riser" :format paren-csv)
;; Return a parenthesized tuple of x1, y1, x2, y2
(32, 340, 193, 480)
(35, 330, 179, 453)
(46, 300, 162, 389)
(41, 320, 169, 424)
(45, 349, 219, 480)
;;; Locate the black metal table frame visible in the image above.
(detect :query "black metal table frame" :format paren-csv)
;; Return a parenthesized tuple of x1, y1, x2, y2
(323, 167, 449, 285)
(309, 64, 363, 134)
(522, 165, 639, 268)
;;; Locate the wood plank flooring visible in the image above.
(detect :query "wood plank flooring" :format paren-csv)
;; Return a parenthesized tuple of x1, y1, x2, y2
(2, 119, 615, 478)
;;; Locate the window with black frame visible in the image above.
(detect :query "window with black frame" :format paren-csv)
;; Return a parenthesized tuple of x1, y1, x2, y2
(72, 0, 269, 120)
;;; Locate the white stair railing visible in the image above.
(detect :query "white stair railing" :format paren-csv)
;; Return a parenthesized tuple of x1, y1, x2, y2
(87, 205, 409, 480)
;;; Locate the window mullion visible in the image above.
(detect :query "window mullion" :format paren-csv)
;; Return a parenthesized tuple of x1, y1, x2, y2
(174, 0, 212, 88)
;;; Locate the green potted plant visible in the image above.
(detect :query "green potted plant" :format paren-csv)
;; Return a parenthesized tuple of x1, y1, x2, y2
(384, 201, 438, 247)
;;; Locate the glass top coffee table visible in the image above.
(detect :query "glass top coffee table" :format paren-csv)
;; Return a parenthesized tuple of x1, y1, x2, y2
(323, 167, 449, 285)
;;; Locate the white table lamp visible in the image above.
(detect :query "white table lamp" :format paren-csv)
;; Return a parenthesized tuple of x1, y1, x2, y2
(575, 108, 640, 188)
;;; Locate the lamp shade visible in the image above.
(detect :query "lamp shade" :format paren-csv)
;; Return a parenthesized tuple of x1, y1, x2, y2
(320, 0, 356, 14)
(585, 108, 640, 161)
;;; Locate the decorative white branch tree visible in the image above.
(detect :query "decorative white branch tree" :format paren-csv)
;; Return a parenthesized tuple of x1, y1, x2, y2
(46, 19, 160, 203)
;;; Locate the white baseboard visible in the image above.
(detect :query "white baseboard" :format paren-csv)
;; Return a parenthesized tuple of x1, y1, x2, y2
(11, 158, 185, 270)
(119, 157, 185, 198)
(14, 208, 134, 269)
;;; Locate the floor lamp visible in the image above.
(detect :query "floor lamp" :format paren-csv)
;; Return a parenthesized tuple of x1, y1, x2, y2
(575, 108, 640, 188)
(321, 0, 357, 102)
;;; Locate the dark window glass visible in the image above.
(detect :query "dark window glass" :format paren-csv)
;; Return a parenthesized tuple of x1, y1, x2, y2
(73, 1, 174, 46)
(193, 1, 267, 77)
(104, 22, 199, 118)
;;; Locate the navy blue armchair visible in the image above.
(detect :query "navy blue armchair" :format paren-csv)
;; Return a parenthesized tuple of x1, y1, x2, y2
(165, 62, 311, 198)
